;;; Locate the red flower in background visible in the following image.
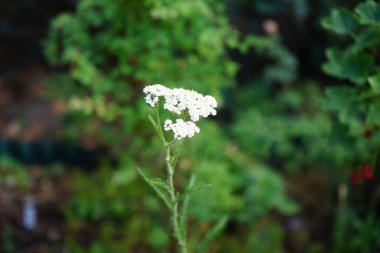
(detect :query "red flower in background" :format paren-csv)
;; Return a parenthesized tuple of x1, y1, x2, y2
(351, 164, 374, 186)
(363, 129, 372, 139)
(361, 163, 373, 180)
(351, 170, 362, 186)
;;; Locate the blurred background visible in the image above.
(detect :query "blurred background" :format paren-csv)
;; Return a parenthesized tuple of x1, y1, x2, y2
(0, 0, 380, 252)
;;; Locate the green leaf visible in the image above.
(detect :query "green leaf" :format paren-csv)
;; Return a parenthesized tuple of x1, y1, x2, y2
(170, 140, 183, 168)
(136, 167, 172, 210)
(323, 87, 365, 133)
(321, 8, 359, 35)
(150, 177, 170, 190)
(239, 35, 274, 54)
(352, 27, 380, 52)
(197, 216, 228, 253)
(179, 175, 196, 240)
(322, 48, 375, 84)
(148, 113, 158, 129)
(367, 101, 380, 125)
(356, 1, 380, 26)
(368, 73, 380, 93)
(324, 87, 356, 112)
(148, 113, 165, 142)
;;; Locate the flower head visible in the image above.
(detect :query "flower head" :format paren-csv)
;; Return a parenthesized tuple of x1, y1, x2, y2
(144, 84, 217, 139)
(143, 85, 217, 121)
(350, 163, 374, 187)
(164, 119, 200, 140)
(361, 163, 373, 180)
(143, 84, 170, 107)
(162, 88, 217, 122)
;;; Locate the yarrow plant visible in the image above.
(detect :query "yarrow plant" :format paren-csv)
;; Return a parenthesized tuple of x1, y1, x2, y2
(138, 84, 226, 253)
(143, 84, 217, 138)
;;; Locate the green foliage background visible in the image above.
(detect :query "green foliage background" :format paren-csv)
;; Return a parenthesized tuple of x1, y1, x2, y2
(44, 0, 294, 252)
(8, 0, 376, 252)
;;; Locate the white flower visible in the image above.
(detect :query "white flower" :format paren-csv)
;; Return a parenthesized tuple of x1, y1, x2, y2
(144, 84, 217, 139)
(164, 119, 200, 140)
(143, 84, 170, 107)
(143, 84, 217, 122)
(163, 88, 217, 122)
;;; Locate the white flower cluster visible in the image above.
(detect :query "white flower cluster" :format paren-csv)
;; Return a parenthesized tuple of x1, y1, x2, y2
(143, 84, 217, 139)
(143, 84, 170, 107)
(164, 119, 200, 139)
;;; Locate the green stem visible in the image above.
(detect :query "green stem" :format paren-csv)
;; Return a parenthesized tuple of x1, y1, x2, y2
(155, 106, 167, 145)
(155, 108, 188, 253)
(166, 139, 178, 148)
(166, 145, 188, 253)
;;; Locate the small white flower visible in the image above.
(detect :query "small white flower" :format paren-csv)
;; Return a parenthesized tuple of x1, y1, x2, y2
(164, 119, 200, 140)
(143, 84, 170, 107)
(144, 84, 217, 139)
(143, 84, 217, 121)
(164, 119, 173, 131)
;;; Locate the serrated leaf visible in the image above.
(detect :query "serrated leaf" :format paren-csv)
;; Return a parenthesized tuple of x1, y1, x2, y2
(170, 140, 183, 168)
(352, 27, 380, 52)
(148, 113, 165, 142)
(148, 113, 158, 129)
(356, 1, 380, 26)
(368, 74, 380, 93)
(179, 175, 196, 240)
(197, 216, 228, 253)
(321, 8, 359, 35)
(323, 87, 364, 133)
(189, 183, 213, 192)
(137, 167, 172, 210)
(324, 87, 356, 111)
(322, 48, 375, 84)
(239, 35, 274, 54)
(150, 177, 170, 190)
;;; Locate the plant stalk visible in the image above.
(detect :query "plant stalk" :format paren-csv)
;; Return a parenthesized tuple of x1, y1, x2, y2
(154, 108, 188, 253)
(166, 145, 188, 253)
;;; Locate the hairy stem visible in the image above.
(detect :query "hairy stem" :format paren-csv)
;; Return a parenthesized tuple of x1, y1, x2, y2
(156, 107, 188, 253)
(166, 146, 188, 253)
